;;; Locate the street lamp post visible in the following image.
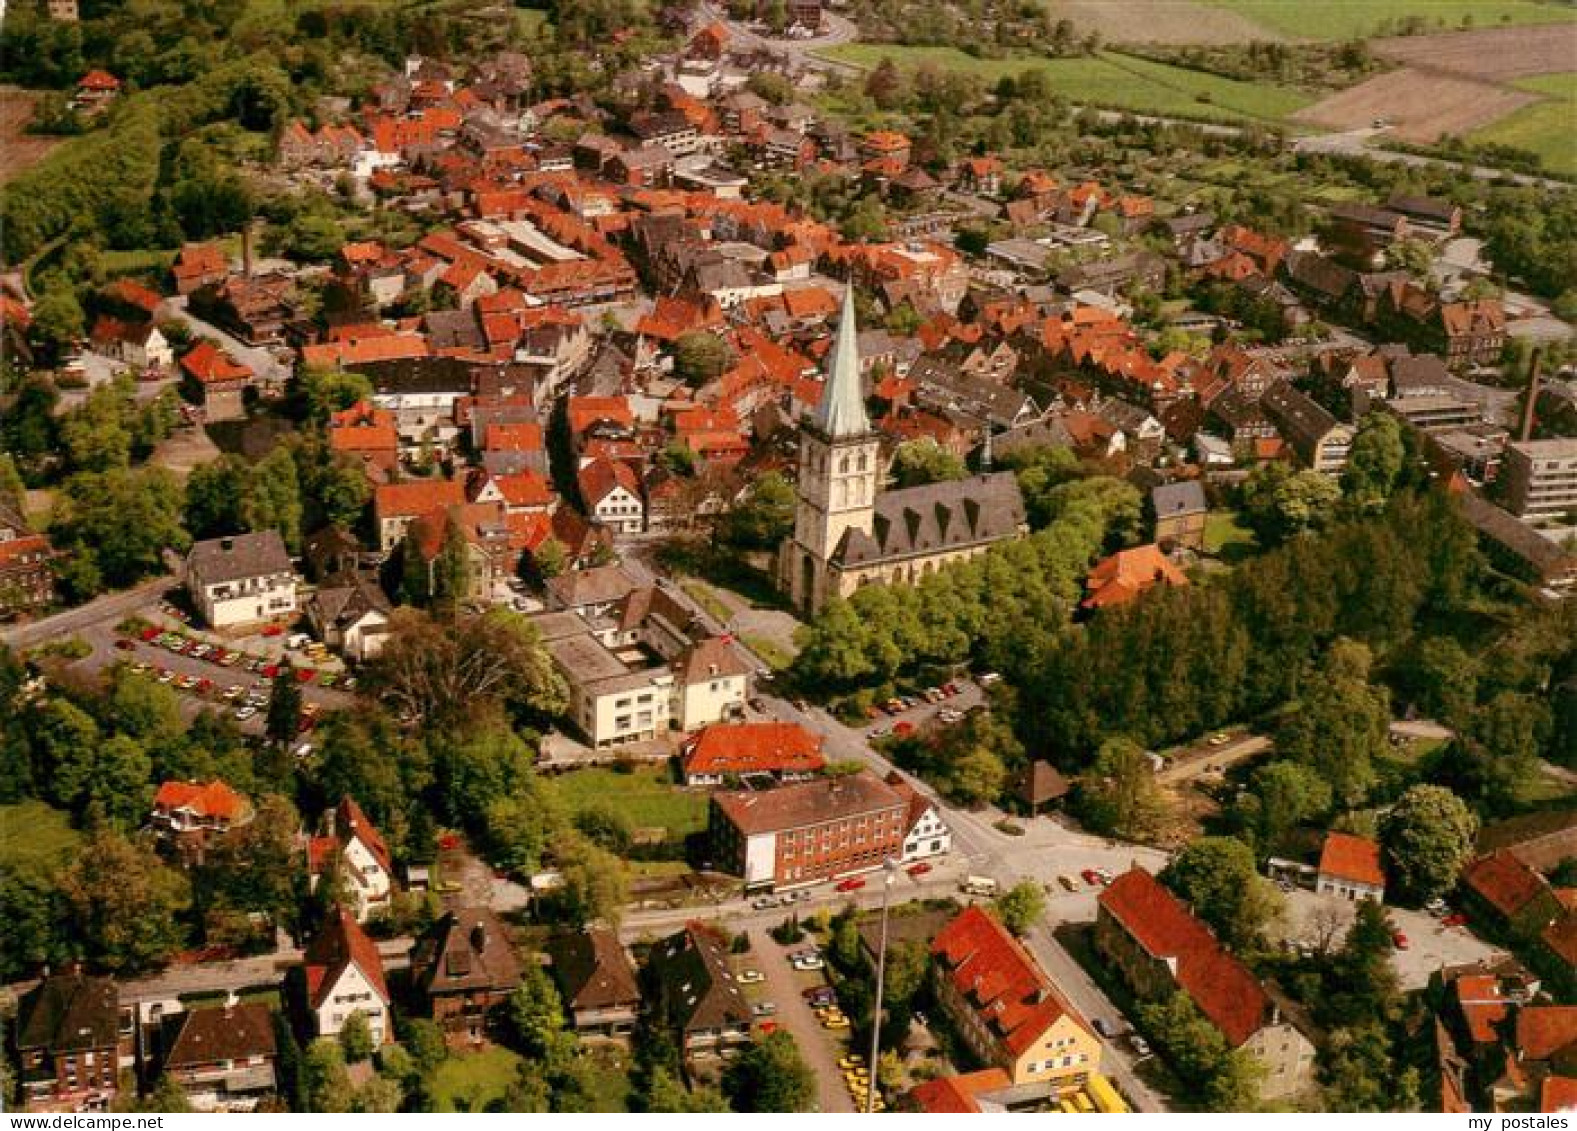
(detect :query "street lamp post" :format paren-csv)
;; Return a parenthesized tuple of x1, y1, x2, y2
(866, 858, 899, 1114)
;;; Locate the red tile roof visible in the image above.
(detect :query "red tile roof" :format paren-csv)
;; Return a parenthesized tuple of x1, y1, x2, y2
(375, 479, 466, 519)
(932, 906, 1092, 1057)
(682, 722, 824, 779)
(154, 779, 245, 822)
(484, 422, 544, 452)
(1083, 544, 1188, 610)
(180, 340, 252, 384)
(1098, 867, 1271, 1048)
(329, 401, 398, 453)
(577, 458, 641, 508)
(1465, 851, 1553, 921)
(78, 69, 121, 91)
(304, 907, 389, 1010)
(1544, 1076, 1577, 1113)
(1519, 1007, 1577, 1062)
(493, 471, 555, 509)
(1317, 832, 1385, 888)
(906, 1068, 1013, 1113)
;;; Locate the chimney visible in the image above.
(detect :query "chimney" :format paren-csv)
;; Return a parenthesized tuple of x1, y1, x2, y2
(471, 921, 487, 952)
(241, 222, 254, 278)
(1519, 347, 1543, 443)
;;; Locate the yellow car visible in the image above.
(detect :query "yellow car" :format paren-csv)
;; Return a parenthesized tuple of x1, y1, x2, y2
(839, 1056, 866, 1070)
(822, 1014, 851, 1030)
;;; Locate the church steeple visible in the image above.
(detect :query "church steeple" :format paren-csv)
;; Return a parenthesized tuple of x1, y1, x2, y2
(812, 285, 870, 439)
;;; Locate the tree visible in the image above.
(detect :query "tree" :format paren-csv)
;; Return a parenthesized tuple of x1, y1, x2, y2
(1321, 1022, 1418, 1112)
(1277, 639, 1389, 806)
(994, 881, 1046, 936)
(720, 472, 795, 550)
(245, 447, 303, 551)
(302, 1039, 355, 1113)
(1240, 463, 1339, 544)
(55, 466, 188, 594)
(59, 824, 191, 972)
(725, 1030, 815, 1112)
(1204, 1050, 1265, 1112)
(368, 607, 567, 729)
(643, 1067, 730, 1112)
(1394, 636, 1478, 725)
(1380, 785, 1478, 904)
(431, 721, 536, 823)
(864, 57, 906, 110)
(1238, 760, 1332, 855)
(184, 456, 249, 540)
(672, 332, 733, 385)
(891, 438, 967, 488)
(1341, 413, 1405, 514)
(550, 834, 629, 928)
(28, 284, 84, 365)
(507, 960, 574, 1066)
(141, 1075, 194, 1113)
(1077, 737, 1168, 840)
(1159, 836, 1282, 951)
(266, 661, 303, 746)
(339, 1011, 374, 1064)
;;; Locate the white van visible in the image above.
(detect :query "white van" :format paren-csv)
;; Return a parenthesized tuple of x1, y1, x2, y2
(962, 875, 999, 897)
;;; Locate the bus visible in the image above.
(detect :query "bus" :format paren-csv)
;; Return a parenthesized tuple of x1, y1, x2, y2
(1087, 1074, 1130, 1114)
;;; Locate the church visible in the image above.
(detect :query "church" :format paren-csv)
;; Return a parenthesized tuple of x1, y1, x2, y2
(777, 289, 1028, 614)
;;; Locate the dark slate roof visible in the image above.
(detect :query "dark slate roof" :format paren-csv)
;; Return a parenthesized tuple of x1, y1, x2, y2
(649, 923, 750, 1035)
(410, 908, 522, 998)
(910, 357, 1038, 430)
(547, 929, 641, 1012)
(187, 531, 293, 587)
(1261, 383, 1341, 449)
(833, 472, 1025, 568)
(307, 573, 390, 630)
(163, 1003, 276, 1068)
(1151, 480, 1207, 518)
(17, 973, 119, 1053)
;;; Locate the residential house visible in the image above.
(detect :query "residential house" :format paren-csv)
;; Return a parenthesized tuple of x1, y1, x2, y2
(409, 908, 522, 1049)
(153, 1004, 277, 1112)
(670, 635, 751, 732)
(308, 797, 395, 923)
(931, 906, 1102, 1093)
(1261, 383, 1353, 474)
(0, 503, 57, 616)
(886, 771, 952, 863)
(1386, 194, 1461, 240)
(151, 779, 251, 839)
(646, 923, 753, 1063)
(89, 317, 171, 371)
(680, 720, 825, 787)
(1082, 544, 1188, 611)
(1315, 832, 1386, 903)
(1151, 481, 1207, 552)
(185, 532, 298, 630)
(373, 479, 467, 555)
(543, 562, 640, 618)
(180, 341, 254, 422)
(578, 457, 645, 534)
(708, 770, 908, 891)
(547, 929, 642, 1038)
(172, 243, 228, 296)
(1456, 493, 1577, 591)
(73, 69, 121, 112)
(304, 573, 392, 661)
(1096, 867, 1317, 1099)
(14, 972, 126, 1112)
(301, 908, 392, 1045)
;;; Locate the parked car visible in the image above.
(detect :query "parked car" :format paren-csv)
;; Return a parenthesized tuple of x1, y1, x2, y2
(907, 862, 932, 877)
(791, 954, 825, 971)
(1391, 930, 1409, 950)
(1425, 898, 1448, 917)
(1207, 732, 1231, 747)
(737, 970, 765, 985)
(868, 725, 890, 739)
(751, 896, 779, 910)
(751, 1002, 777, 1017)
(835, 877, 867, 893)
(1443, 913, 1468, 928)
(1129, 1035, 1152, 1058)
(1092, 1017, 1117, 1038)
(1058, 875, 1079, 892)
(114, 638, 135, 651)
(1081, 869, 1103, 886)
(235, 706, 258, 721)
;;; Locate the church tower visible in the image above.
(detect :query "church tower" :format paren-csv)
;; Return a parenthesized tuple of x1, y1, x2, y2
(780, 286, 880, 614)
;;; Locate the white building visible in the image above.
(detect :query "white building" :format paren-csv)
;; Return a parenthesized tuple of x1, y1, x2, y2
(309, 798, 395, 923)
(578, 458, 645, 534)
(887, 774, 953, 862)
(303, 909, 391, 1046)
(185, 532, 298, 630)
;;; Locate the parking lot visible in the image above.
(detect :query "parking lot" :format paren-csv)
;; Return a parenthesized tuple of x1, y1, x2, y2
(1281, 889, 1506, 989)
(739, 930, 859, 1113)
(858, 678, 986, 740)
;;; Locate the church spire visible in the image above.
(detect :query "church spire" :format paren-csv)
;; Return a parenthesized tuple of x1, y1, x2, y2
(812, 284, 871, 439)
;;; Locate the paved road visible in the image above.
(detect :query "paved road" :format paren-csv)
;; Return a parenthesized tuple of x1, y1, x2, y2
(164, 296, 293, 385)
(2, 574, 177, 651)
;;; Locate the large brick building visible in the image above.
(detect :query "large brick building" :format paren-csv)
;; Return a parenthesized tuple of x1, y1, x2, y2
(708, 770, 908, 891)
(14, 972, 129, 1112)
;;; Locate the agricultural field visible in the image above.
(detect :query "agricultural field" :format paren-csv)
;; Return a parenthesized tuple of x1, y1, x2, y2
(1203, 0, 1576, 41)
(0, 87, 62, 185)
(1371, 22, 1577, 81)
(1468, 73, 1577, 177)
(1044, 0, 1285, 44)
(1293, 68, 1535, 142)
(820, 45, 1314, 124)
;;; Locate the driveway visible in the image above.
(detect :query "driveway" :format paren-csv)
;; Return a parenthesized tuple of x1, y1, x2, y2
(164, 297, 293, 385)
(1280, 890, 1506, 990)
(746, 929, 854, 1113)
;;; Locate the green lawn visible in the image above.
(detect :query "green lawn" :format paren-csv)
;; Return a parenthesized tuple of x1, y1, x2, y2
(427, 1048, 525, 1113)
(742, 633, 795, 672)
(680, 579, 735, 625)
(1205, 0, 1576, 40)
(1203, 510, 1258, 563)
(0, 801, 80, 874)
(1469, 73, 1577, 177)
(549, 765, 708, 839)
(819, 46, 1314, 124)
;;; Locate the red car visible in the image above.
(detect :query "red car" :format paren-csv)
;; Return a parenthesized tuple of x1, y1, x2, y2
(1080, 868, 1103, 886)
(893, 720, 916, 736)
(907, 862, 932, 877)
(115, 638, 135, 651)
(1391, 930, 1409, 950)
(1443, 913, 1468, 928)
(296, 668, 315, 683)
(438, 834, 460, 851)
(262, 665, 279, 679)
(140, 626, 161, 642)
(261, 625, 284, 637)
(835, 877, 867, 893)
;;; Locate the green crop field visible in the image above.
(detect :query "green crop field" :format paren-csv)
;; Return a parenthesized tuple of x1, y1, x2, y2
(820, 45, 1314, 124)
(1205, 0, 1576, 40)
(549, 765, 707, 838)
(1470, 73, 1577, 177)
